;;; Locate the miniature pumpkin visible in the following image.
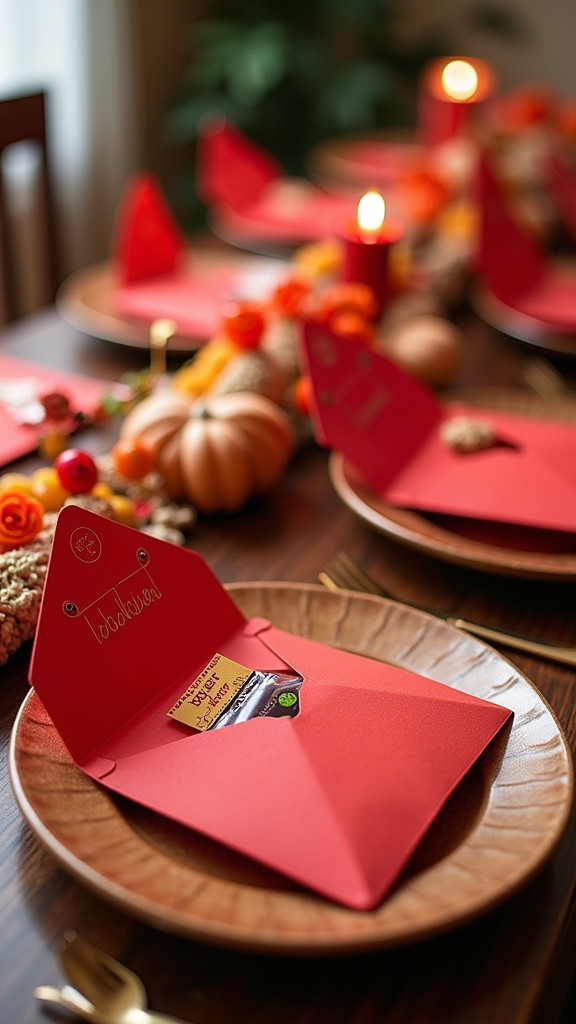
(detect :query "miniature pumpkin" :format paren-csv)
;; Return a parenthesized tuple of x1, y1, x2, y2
(121, 390, 294, 513)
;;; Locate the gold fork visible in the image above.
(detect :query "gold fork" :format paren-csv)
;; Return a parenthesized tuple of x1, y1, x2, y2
(45, 931, 189, 1024)
(319, 550, 576, 667)
(521, 356, 569, 399)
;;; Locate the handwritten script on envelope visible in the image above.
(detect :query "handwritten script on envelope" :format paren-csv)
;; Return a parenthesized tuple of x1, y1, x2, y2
(301, 322, 576, 536)
(29, 506, 511, 910)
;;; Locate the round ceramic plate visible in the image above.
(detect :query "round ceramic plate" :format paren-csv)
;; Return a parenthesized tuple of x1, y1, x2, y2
(9, 583, 572, 955)
(56, 251, 288, 353)
(472, 282, 576, 358)
(330, 387, 576, 581)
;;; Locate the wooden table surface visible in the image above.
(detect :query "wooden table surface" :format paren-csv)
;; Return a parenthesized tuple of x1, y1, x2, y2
(2, 301, 576, 1024)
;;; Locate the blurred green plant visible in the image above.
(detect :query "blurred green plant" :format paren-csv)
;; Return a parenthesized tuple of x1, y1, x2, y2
(165, 0, 522, 224)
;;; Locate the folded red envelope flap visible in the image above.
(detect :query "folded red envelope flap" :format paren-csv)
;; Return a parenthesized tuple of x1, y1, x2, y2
(29, 506, 252, 764)
(77, 630, 511, 909)
(475, 152, 545, 303)
(301, 320, 443, 466)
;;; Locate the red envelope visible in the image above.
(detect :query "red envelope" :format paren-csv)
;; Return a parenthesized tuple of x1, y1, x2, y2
(475, 153, 576, 331)
(0, 354, 122, 467)
(196, 117, 360, 244)
(29, 506, 511, 910)
(301, 322, 576, 535)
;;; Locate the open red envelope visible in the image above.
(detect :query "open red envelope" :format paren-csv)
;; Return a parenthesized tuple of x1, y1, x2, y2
(29, 506, 511, 910)
(301, 322, 576, 535)
(0, 354, 119, 466)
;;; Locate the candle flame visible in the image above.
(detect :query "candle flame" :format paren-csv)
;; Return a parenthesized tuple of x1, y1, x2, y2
(441, 60, 479, 101)
(357, 191, 385, 232)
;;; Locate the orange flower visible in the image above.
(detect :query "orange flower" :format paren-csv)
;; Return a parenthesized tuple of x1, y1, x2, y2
(317, 282, 379, 323)
(222, 300, 266, 349)
(0, 490, 44, 552)
(329, 309, 374, 344)
(271, 277, 311, 317)
(397, 168, 450, 227)
(497, 86, 555, 132)
(292, 375, 313, 417)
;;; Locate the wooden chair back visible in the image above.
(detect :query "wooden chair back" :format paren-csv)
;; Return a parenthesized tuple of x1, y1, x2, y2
(0, 91, 61, 323)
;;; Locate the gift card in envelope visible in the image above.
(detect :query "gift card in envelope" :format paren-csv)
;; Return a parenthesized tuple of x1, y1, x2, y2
(301, 322, 576, 535)
(30, 506, 511, 910)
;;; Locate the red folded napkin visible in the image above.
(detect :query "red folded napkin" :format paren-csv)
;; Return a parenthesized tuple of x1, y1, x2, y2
(196, 117, 360, 244)
(111, 171, 288, 336)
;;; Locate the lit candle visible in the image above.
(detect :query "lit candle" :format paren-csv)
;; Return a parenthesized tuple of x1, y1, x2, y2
(419, 56, 497, 147)
(341, 191, 404, 318)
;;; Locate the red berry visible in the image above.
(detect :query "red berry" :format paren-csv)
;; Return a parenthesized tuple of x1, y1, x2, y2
(54, 448, 98, 495)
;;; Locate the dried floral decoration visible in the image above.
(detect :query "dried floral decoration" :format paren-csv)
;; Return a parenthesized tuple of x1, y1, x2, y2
(0, 523, 54, 666)
(441, 415, 496, 453)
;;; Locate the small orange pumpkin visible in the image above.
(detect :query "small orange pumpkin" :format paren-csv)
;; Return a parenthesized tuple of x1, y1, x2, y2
(121, 390, 294, 513)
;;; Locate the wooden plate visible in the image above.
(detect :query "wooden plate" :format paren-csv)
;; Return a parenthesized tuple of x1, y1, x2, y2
(56, 251, 287, 353)
(330, 387, 576, 581)
(9, 584, 572, 954)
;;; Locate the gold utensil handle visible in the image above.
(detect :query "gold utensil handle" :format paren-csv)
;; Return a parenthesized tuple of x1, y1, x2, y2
(318, 559, 576, 669)
(35, 985, 189, 1024)
(449, 618, 576, 667)
(143, 1015, 191, 1023)
(139, 1013, 191, 1023)
(35, 985, 94, 1018)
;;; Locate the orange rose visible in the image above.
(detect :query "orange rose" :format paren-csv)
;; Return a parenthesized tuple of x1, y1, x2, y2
(0, 490, 44, 552)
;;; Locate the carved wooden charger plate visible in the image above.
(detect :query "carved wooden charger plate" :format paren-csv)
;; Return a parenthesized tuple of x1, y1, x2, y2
(10, 584, 572, 955)
(330, 388, 576, 580)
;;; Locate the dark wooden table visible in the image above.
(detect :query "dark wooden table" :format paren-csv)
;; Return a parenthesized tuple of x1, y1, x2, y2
(2, 305, 576, 1024)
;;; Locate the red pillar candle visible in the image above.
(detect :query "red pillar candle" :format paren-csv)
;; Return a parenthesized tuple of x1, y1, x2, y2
(419, 57, 497, 147)
(341, 192, 404, 319)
